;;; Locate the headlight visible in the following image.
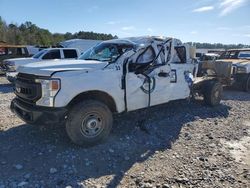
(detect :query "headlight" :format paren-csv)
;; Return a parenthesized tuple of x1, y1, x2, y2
(35, 79, 60, 107)
(3, 61, 15, 71)
(237, 66, 247, 73)
(4, 61, 15, 66)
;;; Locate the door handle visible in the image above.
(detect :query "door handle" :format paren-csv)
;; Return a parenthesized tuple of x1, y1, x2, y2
(158, 72, 169, 77)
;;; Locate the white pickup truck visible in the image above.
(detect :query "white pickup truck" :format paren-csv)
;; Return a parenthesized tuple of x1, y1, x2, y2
(2, 48, 80, 82)
(11, 36, 224, 146)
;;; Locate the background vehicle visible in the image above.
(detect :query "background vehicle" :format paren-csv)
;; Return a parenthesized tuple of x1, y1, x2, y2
(0, 43, 36, 74)
(1, 48, 80, 82)
(218, 49, 250, 91)
(58, 39, 101, 54)
(11, 36, 226, 146)
(201, 53, 220, 61)
(197, 53, 220, 76)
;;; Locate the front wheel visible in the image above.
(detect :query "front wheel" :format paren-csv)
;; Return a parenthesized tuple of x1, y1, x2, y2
(243, 74, 250, 92)
(203, 81, 223, 106)
(66, 100, 113, 146)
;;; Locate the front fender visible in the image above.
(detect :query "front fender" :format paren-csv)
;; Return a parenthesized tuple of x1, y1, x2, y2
(53, 69, 125, 113)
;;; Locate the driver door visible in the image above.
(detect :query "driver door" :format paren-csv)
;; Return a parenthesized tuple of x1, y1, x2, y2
(125, 47, 172, 111)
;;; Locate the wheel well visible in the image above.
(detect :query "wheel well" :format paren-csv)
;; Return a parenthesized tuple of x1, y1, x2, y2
(193, 78, 218, 92)
(67, 90, 117, 113)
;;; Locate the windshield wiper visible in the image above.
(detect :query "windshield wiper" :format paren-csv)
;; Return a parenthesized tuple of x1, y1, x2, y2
(84, 58, 101, 61)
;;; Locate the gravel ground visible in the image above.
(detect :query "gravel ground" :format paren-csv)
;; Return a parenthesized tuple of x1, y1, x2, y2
(0, 76, 249, 188)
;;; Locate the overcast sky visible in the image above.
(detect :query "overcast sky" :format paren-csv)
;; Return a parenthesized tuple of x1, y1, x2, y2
(0, 0, 250, 44)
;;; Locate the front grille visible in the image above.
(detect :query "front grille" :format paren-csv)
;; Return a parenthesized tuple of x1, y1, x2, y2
(15, 73, 42, 104)
(17, 73, 38, 82)
(20, 87, 32, 95)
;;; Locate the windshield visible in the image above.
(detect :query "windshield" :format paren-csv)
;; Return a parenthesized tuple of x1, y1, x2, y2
(200, 54, 218, 61)
(238, 51, 250, 59)
(220, 51, 238, 59)
(33, 49, 47, 59)
(219, 50, 250, 59)
(79, 42, 134, 62)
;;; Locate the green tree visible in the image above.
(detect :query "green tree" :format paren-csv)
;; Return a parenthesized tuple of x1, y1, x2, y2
(0, 16, 8, 42)
(0, 17, 118, 46)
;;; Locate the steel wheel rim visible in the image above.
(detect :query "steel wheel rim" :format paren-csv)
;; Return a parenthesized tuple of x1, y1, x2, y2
(80, 112, 104, 138)
(214, 90, 220, 99)
(213, 86, 221, 103)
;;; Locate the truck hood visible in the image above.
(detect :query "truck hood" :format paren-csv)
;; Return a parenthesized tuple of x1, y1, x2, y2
(4, 57, 40, 67)
(17, 59, 108, 76)
(217, 59, 250, 66)
(4, 57, 36, 63)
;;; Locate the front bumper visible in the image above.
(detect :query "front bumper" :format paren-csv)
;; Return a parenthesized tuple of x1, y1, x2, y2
(0, 64, 15, 73)
(11, 98, 67, 125)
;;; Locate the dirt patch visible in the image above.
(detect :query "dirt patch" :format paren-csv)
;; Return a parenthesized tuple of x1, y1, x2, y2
(221, 120, 250, 166)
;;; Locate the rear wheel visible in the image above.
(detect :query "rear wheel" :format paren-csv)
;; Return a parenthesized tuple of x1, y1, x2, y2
(66, 100, 113, 146)
(203, 81, 223, 106)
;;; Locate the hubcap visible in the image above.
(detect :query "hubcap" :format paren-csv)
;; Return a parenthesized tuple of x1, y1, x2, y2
(80, 113, 103, 138)
(86, 119, 98, 129)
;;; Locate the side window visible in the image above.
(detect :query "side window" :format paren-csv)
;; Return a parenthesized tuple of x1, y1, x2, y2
(42, 50, 61, 60)
(136, 46, 155, 64)
(157, 45, 165, 63)
(63, 49, 78, 59)
(196, 53, 202, 58)
(226, 51, 237, 59)
(175, 46, 186, 63)
(21, 48, 25, 55)
(16, 48, 22, 55)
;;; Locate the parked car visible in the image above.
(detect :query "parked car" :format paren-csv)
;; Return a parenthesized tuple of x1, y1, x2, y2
(11, 36, 227, 146)
(1, 48, 80, 82)
(0, 44, 32, 75)
(218, 49, 250, 91)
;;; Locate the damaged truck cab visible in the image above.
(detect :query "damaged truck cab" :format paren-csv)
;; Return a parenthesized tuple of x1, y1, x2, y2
(219, 49, 250, 92)
(11, 36, 223, 146)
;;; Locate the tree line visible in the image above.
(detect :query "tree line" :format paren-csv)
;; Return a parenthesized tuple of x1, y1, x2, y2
(0, 17, 117, 46)
(185, 42, 250, 50)
(0, 17, 249, 49)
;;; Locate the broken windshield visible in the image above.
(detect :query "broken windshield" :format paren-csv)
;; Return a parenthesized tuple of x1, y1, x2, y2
(79, 42, 134, 62)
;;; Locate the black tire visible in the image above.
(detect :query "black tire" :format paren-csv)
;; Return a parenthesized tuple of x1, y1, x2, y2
(243, 74, 250, 92)
(66, 100, 113, 146)
(203, 81, 223, 106)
